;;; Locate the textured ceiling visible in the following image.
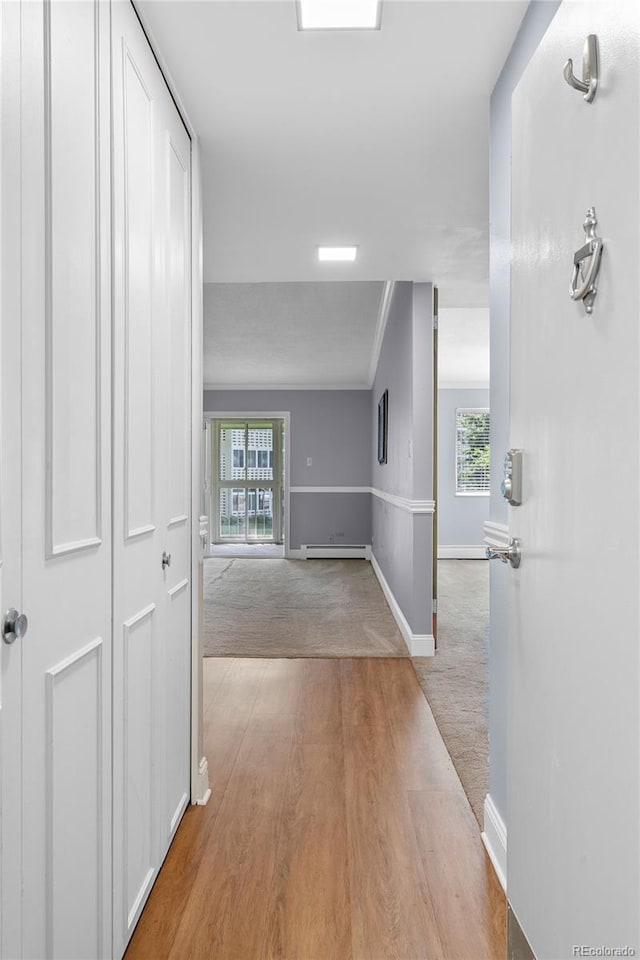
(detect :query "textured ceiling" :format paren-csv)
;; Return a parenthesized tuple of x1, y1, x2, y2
(138, 0, 528, 307)
(203, 281, 385, 387)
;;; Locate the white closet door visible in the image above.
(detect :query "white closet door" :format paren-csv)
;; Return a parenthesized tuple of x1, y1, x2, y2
(111, 2, 192, 955)
(158, 84, 192, 854)
(18, 2, 113, 958)
(0, 4, 24, 958)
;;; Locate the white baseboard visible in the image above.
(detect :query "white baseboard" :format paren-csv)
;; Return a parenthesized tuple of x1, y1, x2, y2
(292, 544, 371, 560)
(438, 545, 487, 559)
(410, 635, 436, 655)
(370, 553, 435, 657)
(481, 794, 507, 891)
(192, 756, 211, 806)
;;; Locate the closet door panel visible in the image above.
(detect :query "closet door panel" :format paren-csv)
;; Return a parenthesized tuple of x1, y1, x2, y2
(112, 5, 163, 953)
(160, 120, 192, 850)
(113, 3, 192, 953)
(122, 605, 156, 929)
(20, 1, 113, 957)
(47, 0, 102, 555)
(122, 47, 155, 539)
(165, 134, 190, 530)
(164, 578, 190, 840)
(0, 3, 23, 957)
(45, 639, 105, 960)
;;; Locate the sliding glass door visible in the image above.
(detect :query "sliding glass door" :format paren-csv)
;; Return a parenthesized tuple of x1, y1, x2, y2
(212, 420, 284, 543)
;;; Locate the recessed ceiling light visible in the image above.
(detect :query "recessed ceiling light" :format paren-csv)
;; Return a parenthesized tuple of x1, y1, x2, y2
(318, 246, 358, 262)
(297, 0, 382, 31)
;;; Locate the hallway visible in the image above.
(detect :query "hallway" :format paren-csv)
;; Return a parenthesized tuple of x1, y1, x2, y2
(125, 657, 505, 960)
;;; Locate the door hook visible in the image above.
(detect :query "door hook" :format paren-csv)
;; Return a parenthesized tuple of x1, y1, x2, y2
(563, 34, 599, 103)
(570, 207, 603, 315)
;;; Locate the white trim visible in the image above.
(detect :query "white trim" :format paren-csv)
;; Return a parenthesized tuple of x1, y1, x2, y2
(288, 485, 436, 516)
(132, 3, 210, 812)
(483, 520, 510, 550)
(290, 485, 370, 495)
(189, 139, 207, 808)
(438, 546, 487, 559)
(370, 553, 435, 657)
(368, 280, 396, 387)
(204, 410, 292, 419)
(439, 381, 490, 390)
(204, 411, 291, 558)
(204, 383, 370, 392)
(193, 757, 212, 806)
(371, 487, 436, 514)
(482, 794, 507, 891)
(295, 544, 371, 560)
(410, 636, 437, 656)
(132, 3, 197, 140)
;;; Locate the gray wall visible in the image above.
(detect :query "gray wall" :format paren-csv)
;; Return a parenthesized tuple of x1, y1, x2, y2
(438, 388, 490, 548)
(488, 0, 560, 831)
(371, 282, 434, 635)
(203, 388, 371, 549)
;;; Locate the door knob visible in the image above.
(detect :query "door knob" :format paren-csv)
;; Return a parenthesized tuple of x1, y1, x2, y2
(2, 608, 28, 644)
(485, 538, 521, 569)
(162, 551, 172, 570)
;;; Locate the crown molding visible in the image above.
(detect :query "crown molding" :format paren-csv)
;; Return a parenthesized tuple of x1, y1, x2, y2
(203, 383, 370, 392)
(368, 280, 396, 387)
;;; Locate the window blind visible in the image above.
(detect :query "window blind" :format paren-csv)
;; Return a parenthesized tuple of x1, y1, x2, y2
(456, 409, 490, 494)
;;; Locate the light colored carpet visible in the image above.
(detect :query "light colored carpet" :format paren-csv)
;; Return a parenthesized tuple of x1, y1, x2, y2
(203, 558, 409, 659)
(412, 560, 489, 828)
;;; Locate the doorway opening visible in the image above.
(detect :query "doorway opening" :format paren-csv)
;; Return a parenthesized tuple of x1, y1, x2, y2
(414, 307, 491, 828)
(207, 417, 286, 558)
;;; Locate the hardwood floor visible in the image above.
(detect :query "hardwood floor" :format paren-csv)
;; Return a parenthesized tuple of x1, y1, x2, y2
(125, 658, 506, 960)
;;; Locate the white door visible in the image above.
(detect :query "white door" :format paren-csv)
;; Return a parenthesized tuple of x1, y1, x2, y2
(509, 2, 639, 956)
(111, 2, 192, 954)
(3, 2, 114, 958)
(0, 3, 24, 957)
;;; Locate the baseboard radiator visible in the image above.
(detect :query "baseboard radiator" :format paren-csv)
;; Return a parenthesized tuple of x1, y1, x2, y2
(300, 544, 371, 560)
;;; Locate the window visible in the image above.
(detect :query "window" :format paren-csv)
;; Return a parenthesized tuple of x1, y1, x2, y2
(456, 409, 490, 495)
(232, 448, 245, 469)
(247, 450, 257, 469)
(257, 450, 272, 469)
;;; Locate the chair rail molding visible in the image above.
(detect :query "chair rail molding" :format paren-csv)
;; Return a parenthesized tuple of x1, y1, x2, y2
(289, 486, 436, 516)
(438, 545, 487, 560)
(483, 519, 510, 550)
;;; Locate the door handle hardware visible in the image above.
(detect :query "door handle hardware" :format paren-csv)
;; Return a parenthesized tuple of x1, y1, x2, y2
(485, 538, 521, 569)
(570, 207, 603, 315)
(162, 551, 172, 570)
(2, 608, 28, 644)
(563, 34, 599, 103)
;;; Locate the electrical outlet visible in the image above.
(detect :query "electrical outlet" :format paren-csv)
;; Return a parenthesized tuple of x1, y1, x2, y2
(306, 457, 312, 467)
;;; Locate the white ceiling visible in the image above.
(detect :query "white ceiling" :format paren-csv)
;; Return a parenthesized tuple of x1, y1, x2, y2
(438, 307, 490, 387)
(139, 1, 521, 387)
(203, 281, 385, 387)
(138, 0, 528, 307)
